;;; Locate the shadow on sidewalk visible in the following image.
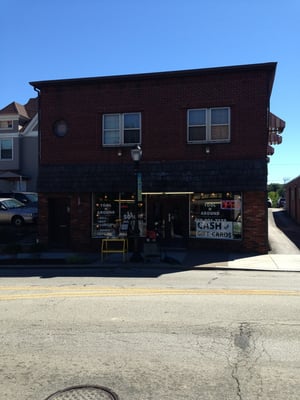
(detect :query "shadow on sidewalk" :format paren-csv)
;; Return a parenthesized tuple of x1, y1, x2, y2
(0, 249, 259, 278)
(272, 209, 300, 249)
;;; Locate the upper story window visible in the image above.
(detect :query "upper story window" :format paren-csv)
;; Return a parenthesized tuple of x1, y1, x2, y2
(187, 107, 230, 143)
(0, 139, 13, 160)
(0, 120, 13, 130)
(103, 112, 141, 146)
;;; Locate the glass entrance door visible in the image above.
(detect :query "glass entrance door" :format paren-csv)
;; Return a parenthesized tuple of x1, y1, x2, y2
(146, 195, 189, 246)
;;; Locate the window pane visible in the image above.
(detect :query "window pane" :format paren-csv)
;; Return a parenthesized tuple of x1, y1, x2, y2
(124, 113, 140, 129)
(1, 139, 12, 159)
(211, 108, 228, 124)
(103, 131, 120, 145)
(1, 139, 12, 150)
(211, 125, 229, 140)
(189, 110, 206, 125)
(104, 115, 119, 129)
(189, 126, 206, 141)
(124, 130, 140, 144)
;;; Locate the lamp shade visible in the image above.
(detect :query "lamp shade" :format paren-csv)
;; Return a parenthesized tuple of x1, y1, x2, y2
(131, 146, 142, 162)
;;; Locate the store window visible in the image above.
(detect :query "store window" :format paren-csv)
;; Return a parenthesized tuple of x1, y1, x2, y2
(190, 192, 242, 240)
(92, 192, 145, 238)
(102, 113, 141, 146)
(187, 107, 230, 143)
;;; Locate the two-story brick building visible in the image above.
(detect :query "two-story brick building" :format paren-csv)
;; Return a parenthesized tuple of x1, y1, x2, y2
(30, 62, 284, 254)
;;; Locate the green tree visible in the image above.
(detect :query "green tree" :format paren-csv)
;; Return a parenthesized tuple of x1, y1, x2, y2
(268, 183, 285, 206)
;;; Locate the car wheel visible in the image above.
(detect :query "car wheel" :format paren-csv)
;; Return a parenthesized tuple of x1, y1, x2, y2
(12, 216, 24, 227)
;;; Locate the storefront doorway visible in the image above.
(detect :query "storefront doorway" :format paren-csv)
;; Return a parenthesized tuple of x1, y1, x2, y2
(146, 194, 189, 247)
(48, 197, 70, 248)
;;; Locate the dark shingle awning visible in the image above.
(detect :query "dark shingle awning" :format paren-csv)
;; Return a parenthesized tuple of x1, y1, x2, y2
(38, 159, 267, 194)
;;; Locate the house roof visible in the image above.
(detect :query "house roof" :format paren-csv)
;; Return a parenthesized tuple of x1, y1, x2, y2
(30, 62, 277, 96)
(23, 98, 38, 118)
(0, 171, 29, 180)
(0, 102, 29, 119)
(0, 97, 38, 119)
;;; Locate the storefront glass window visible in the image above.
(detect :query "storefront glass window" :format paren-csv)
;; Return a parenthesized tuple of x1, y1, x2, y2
(92, 193, 145, 238)
(190, 192, 242, 240)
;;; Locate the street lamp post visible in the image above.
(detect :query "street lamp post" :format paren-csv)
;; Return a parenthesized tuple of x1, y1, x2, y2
(130, 145, 143, 262)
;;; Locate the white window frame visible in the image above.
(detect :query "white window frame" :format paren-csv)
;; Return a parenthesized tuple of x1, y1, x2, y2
(187, 107, 230, 143)
(0, 139, 13, 160)
(102, 112, 141, 146)
(0, 120, 13, 130)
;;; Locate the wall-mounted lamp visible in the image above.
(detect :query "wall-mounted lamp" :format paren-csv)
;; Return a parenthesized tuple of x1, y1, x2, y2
(131, 145, 142, 162)
(117, 149, 122, 157)
(205, 145, 210, 154)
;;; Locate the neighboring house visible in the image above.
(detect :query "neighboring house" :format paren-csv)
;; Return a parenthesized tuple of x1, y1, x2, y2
(0, 98, 38, 192)
(30, 62, 284, 254)
(285, 176, 300, 225)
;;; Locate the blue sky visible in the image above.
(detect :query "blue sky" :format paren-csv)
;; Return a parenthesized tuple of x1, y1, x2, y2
(1, 0, 299, 184)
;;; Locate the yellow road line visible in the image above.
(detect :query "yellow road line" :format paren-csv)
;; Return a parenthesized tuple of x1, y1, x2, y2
(0, 286, 300, 301)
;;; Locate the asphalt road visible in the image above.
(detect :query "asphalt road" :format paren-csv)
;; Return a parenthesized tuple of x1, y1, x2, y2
(1, 268, 300, 400)
(0, 209, 299, 400)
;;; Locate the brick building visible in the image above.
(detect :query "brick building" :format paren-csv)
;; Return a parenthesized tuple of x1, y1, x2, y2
(285, 176, 300, 225)
(30, 62, 284, 254)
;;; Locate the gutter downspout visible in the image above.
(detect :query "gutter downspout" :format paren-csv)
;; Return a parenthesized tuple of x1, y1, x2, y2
(33, 86, 41, 166)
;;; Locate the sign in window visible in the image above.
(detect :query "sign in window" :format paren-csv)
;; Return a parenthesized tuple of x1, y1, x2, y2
(190, 192, 242, 240)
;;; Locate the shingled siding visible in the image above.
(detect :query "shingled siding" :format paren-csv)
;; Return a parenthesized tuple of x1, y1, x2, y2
(38, 159, 267, 193)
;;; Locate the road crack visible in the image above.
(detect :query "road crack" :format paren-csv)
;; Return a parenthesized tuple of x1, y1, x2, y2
(228, 322, 265, 399)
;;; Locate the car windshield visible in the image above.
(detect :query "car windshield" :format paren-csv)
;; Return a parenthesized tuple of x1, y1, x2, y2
(1, 198, 25, 209)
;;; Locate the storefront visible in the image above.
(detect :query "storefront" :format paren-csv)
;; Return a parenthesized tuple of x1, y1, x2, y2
(91, 191, 242, 246)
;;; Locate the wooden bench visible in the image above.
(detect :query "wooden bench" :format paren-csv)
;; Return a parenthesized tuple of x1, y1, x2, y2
(101, 238, 128, 262)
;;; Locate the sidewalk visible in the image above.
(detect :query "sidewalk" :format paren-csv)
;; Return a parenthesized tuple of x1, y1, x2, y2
(0, 248, 299, 272)
(185, 251, 300, 272)
(0, 210, 299, 272)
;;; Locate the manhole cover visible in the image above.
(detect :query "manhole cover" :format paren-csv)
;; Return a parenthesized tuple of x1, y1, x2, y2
(44, 385, 119, 400)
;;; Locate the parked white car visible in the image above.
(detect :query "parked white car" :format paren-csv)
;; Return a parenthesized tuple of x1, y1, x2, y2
(0, 198, 38, 227)
(0, 192, 38, 206)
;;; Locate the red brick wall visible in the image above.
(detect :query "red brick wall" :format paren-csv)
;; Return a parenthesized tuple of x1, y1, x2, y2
(38, 193, 93, 251)
(286, 177, 300, 224)
(37, 193, 48, 244)
(242, 191, 269, 253)
(39, 69, 270, 166)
